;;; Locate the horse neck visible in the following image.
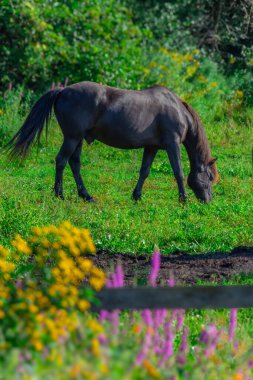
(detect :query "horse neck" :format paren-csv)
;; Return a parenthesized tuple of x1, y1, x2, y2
(183, 122, 212, 172)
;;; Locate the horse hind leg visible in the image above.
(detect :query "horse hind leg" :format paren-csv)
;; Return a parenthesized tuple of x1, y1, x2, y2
(54, 138, 80, 199)
(132, 147, 157, 201)
(68, 140, 95, 202)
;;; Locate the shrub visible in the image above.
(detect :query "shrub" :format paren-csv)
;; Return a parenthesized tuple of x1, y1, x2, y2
(0, 221, 105, 352)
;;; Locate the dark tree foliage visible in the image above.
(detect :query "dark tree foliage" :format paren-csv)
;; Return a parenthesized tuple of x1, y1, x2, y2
(0, 0, 252, 93)
(128, 0, 253, 68)
(0, 0, 147, 91)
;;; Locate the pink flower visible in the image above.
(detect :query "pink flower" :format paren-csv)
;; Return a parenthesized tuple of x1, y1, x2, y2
(141, 309, 153, 327)
(228, 308, 237, 342)
(136, 328, 153, 365)
(163, 320, 174, 360)
(177, 328, 189, 365)
(176, 309, 185, 331)
(112, 263, 124, 288)
(200, 324, 220, 358)
(167, 272, 175, 287)
(149, 249, 161, 287)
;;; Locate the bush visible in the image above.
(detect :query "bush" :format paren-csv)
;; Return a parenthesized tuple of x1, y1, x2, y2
(0, 222, 105, 352)
(0, 0, 149, 91)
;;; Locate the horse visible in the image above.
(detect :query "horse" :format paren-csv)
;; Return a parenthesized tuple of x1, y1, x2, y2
(7, 81, 219, 203)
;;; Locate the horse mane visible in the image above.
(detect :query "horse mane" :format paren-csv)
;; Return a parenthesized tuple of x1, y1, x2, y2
(182, 100, 219, 183)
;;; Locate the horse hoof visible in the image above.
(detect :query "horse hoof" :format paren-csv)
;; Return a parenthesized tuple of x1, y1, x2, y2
(56, 194, 64, 200)
(179, 194, 187, 204)
(86, 197, 96, 203)
(131, 194, 141, 202)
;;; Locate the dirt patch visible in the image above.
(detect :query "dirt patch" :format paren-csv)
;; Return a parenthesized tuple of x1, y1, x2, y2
(92, 247, 253, 285)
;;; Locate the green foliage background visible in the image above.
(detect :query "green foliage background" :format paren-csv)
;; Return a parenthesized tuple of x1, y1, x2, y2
(0, 0, 252, 100)
(0, 0, 252, 254)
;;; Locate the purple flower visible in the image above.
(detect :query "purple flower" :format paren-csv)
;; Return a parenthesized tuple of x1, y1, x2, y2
(98, 334, 107, 345)
(167, 273, 175, 287)
(200, 324, 220, 358)
(136, 328, 153, 365)
(149, 249, 161, 287)
(106, 278, 113, 288)
(163, 320, 174, 360)
(177, 328, 189, 365)
(99, 309, 109, 321)
(176, 309, 185, 331)
(111, 310, 119, 335)
(228, 308, 237, 342)
(141, 309, 153, 327)
(112, 263, 124, 288)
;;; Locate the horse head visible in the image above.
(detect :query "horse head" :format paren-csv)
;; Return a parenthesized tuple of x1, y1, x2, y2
(187, 158, 219, 203)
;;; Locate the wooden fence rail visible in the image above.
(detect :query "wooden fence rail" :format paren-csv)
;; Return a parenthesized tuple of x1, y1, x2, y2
(91, 285, 253, 311)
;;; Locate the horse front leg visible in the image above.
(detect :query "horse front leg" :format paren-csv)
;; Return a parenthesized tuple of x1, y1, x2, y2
(166, 142, 187, 203)
(132, 147, 157, 201)
(68, 140, 95, 202)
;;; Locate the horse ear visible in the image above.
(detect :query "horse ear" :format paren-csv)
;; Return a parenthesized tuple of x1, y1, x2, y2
(208, 157, 218, 166)
(209, 157, 219, 183)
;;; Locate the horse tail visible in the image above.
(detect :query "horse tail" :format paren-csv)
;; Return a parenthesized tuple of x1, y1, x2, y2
(6, 88, 63, 159)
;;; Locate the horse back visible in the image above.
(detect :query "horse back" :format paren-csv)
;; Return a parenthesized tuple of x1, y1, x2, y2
(54, 81, 188, 148)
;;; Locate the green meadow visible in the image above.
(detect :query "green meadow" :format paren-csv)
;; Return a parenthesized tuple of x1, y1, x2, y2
(0, 90, 252, 254)
(0, 1, 253, 378)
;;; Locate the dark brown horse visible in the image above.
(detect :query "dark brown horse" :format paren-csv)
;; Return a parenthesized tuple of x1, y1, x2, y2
(7, 81, 218, 203)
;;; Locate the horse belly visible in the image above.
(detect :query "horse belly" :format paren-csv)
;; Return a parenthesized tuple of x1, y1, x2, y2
(92, 110, 160, 149)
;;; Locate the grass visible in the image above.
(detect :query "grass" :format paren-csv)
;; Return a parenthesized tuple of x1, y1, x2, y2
(0, 103, 252, 254)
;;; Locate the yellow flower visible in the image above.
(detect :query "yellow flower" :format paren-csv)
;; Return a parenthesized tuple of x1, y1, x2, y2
(99, 363, 109, 375)
(235, 90, 244, 99)
(29, 304, 39, 313)
(89, 276, 106, 291)
(0, 310, 5, 319)
(91, 338, 100, 357)
(143, 360, 161, 379)
(149, 61, 158, 68)
(32, 226, 43, 236)
(198, 75, 208, 83)
(77, 299, 90, 312)
(78, 258, 93, 272)
(0, 258, 16, 273)
(0, 246, 8, 258)
(132, 323, 142, 334)
(159, 47, 169, 54)
(87, 319, 104, 333)
(32, 339, 43, 351)
(143, 68, 150, 76)
(11, 235, 32, 255)
(229, 56, 236, 64)
(233, 374, 244, 380)
(184, 54, 194, 61)
(69, 364, 81, 378)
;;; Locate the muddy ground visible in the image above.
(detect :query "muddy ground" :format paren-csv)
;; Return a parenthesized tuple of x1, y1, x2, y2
(92, 247, 253, 285)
